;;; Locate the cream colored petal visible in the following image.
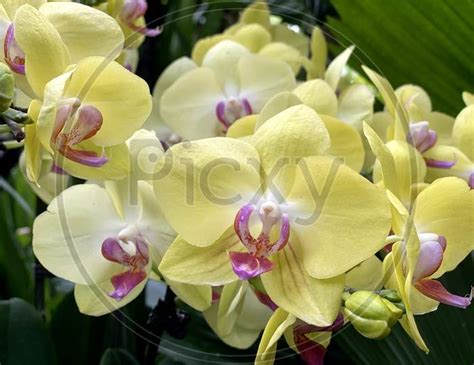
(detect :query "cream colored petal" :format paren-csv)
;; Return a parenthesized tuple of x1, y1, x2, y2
(158, 231, 244, 286)
(154, 137, 261, 247)
(324, 46, 354, 91)
(40, 2, 124, 62)
(238, 54, 296, 112)
(337, 84, 374, 128)
(288, 156, 391, 279)
(256, 91, 302, 130)
(262, 243, 344, 326)
(33, 184, 126, 285)
(293, 79, 338, 116)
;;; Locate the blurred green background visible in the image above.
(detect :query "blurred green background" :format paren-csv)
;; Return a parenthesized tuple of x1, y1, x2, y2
(0, 1, 472, 364)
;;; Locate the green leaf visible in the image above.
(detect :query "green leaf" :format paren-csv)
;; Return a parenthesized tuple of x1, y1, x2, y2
(0, 190, 32, 300)
(328, 0, 474, 115)
(0, 298, 56, 365)
(100, 348, 140, 365)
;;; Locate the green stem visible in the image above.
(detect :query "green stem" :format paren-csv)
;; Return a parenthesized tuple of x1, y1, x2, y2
(2, 140, 24, 149)
(1, 108, 32, 124)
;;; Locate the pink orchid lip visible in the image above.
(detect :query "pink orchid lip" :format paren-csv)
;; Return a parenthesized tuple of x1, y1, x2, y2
(216, 97, 253, 131)
(407, 121, 437, 153)
(120, 0, 161, 37)
(101, 236, 149, 301)
(469, 172, 474, 189)
(415, 279, 473, 309)
(228, 251, 273, 280)
(230, 202, 290, 280)
(3, 24, 25, 75)
(52, 103, 108, 168)
(412, 236, 445, 282)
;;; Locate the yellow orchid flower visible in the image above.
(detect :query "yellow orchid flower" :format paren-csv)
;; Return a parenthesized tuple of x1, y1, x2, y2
(203, 281, 272, 349)
(192, 1, 309, 73)
(362, 67, 468, 183)
(33, 130, 176, 316)
(382, 177, 473, 351)
(424, 104, 474, 187)
(159, 40, 296, 140)
(34, 56, 151, 180)
(1, 2, 124, 98)
(156, 104, 391, 326)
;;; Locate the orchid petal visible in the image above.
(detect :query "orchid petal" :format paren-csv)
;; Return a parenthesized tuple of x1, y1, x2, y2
(154, 138, 261, 247)
(292, 79, 338, 116)
(452, 105, 474, 161)
(261, 242, 344, 327)
(287, 155, 391, 279)
(324, 46, 354, 91)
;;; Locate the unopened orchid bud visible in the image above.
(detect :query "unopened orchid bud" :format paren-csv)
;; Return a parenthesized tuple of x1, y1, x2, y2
(0, 64, 15, 113)
(343, 291, 403, 339)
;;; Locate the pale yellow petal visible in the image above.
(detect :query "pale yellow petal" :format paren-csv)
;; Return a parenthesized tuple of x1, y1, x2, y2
(287, 156, 391, 279)
(292, 79, 338, 116)
(154, 137, 261, 247)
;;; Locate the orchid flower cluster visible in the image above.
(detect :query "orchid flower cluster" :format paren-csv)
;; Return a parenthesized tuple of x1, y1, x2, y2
(0, 1, 472, 364)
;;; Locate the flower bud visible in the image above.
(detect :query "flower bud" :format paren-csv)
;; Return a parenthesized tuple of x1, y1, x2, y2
(0, 64, 15, 113)
(343, 291, 403, 339)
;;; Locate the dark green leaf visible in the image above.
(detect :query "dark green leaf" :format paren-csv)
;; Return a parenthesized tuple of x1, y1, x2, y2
(100, 348, 140, 365)
(0, 298, 56, 365)
(328, 0, 474, 115)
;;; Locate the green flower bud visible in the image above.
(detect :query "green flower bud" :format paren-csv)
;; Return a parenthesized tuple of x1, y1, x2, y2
(0, 63, 15, 113)
(343, 291, 403, 339)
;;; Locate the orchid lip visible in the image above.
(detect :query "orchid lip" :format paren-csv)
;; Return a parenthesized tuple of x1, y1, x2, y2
(216, 97, 253, 131)
(469, 172, 474, 189)
(101, 235, 149, 301)
(3, 24, 25, 75)
(415, 279, 473, 309)
(230, 202, 290, 279)
(52, 102, 108, 168)
(407, 121, 437, 153)
(120, 0, 161, 37)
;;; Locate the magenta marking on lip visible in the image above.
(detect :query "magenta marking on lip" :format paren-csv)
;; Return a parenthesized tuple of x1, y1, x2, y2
(216, 101, 231, 130)
(101, 236, 149, 300)
(121, 0, 161, 37)
(4, 24, 25, 75)
(228, 251, 273, 280)
(469, 172, 474, 189)
(424, 157, 456, 169)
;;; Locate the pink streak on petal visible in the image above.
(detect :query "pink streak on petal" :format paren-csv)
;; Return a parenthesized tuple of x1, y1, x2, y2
(469, 172, 474, 189)
(413, 240, 444, 282)
(109, 270, 147, 301)
(424, 157, 457, 169)
(294, 332, 326, 365)
(267, 213, 290, 254)
(254, 290, 278, 311)
(228, 251, 273, 280)
(216, 101, 231, 130)
(415, 279, 473, 309)
(234, 204, 256, 251)
(51, 163, 66, 175)
(59, 146, 109, 167)
(242, 98, 253, 115)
